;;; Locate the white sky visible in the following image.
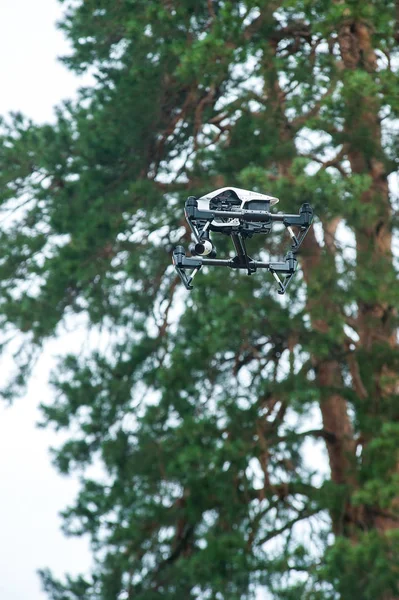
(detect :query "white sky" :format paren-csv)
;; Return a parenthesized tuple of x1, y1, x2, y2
(0, 0, 91, 122)
(0, 2, 94, 599)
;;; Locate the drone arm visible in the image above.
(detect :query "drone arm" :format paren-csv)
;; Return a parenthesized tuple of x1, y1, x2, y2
(185, 197, 313, 249)
(185, 198, 271, 223)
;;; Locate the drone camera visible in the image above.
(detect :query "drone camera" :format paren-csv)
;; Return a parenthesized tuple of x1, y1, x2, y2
(194, 240, 213, 256)
(190, 239, 216, 257)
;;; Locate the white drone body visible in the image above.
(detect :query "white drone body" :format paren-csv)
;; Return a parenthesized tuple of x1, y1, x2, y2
(197, 186, 279, 230)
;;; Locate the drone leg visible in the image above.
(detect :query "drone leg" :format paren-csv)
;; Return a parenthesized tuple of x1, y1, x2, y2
(186, 213, 201, 243)
(270, 270, 296, 295)
(285, 225, 299, 247)
(269, 252, 297, 294)
(281, 203, 314, 249)
(172, 246, 203, 290)
(185, 196, 214, 246)
(231, 233, 254, 274)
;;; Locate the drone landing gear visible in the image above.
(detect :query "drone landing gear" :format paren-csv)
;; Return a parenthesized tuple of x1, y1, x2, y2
(173, 246, 298, 295)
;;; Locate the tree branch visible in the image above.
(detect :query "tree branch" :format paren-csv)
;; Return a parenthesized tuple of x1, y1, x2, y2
(255, 506, 322, 547)
(293, 82, 338, 130)
(276, 428, 337, 444)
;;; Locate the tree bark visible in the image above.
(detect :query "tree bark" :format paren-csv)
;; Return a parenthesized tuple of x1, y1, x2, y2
(337, 15, 399, 549)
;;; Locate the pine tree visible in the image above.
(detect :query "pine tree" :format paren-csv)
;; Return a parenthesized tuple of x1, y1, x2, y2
(1, 1, 399, 598)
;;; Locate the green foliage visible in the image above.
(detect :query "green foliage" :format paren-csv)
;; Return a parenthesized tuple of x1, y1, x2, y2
(0, 0, 398, 598)
(322, 531, 399, 600)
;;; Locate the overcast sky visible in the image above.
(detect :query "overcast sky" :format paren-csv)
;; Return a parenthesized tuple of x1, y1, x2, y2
(0, 2, 93, 599)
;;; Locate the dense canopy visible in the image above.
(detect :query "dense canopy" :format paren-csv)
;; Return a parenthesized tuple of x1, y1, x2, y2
(1, 1, 399, 598)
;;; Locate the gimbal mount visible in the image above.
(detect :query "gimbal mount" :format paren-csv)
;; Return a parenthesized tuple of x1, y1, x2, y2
(172, 187, 313, 294)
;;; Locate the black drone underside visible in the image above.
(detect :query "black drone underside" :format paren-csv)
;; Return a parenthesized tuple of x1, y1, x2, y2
(172, 187, 313, 294)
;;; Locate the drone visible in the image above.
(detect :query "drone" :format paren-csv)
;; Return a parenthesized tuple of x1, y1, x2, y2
(172, 187, 313, 294)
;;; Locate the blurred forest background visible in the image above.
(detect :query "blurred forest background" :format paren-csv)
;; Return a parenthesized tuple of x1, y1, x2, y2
(0, 1, 399, 598)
